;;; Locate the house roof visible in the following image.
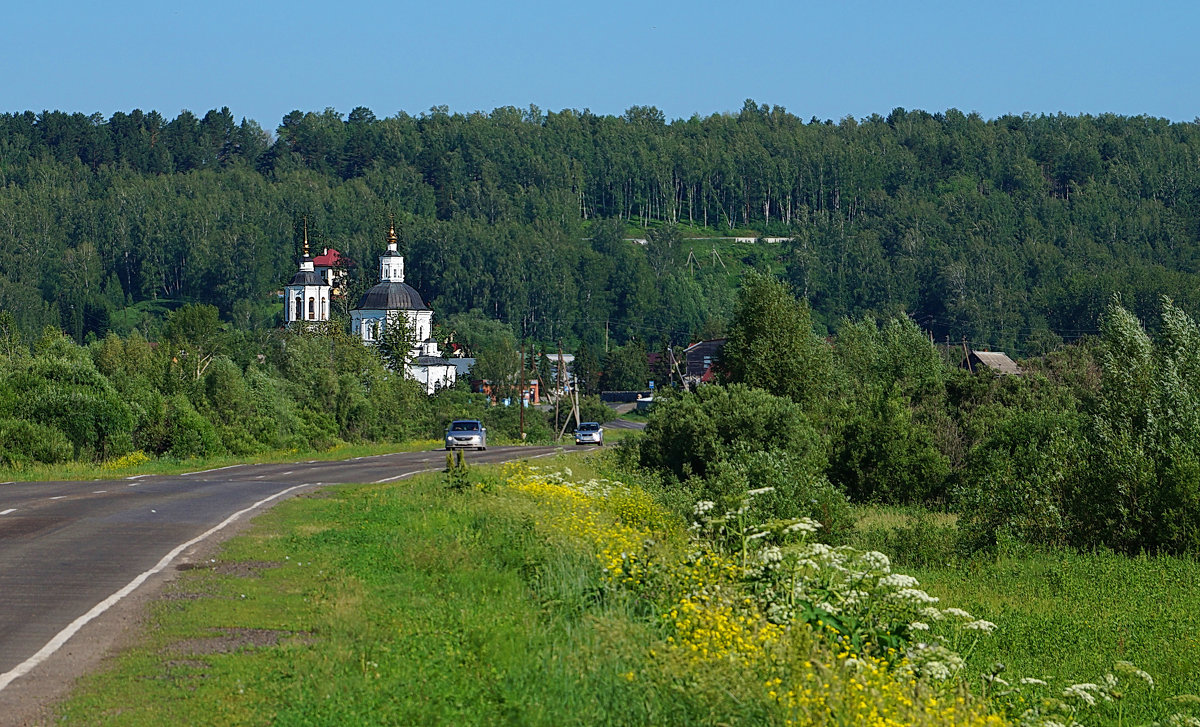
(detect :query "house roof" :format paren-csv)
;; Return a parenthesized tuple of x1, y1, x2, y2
(353, 281, 429, 311)
(312, 248, 352, 268)
(969, 350, 1022, 375)
(685, 338, 727, 353)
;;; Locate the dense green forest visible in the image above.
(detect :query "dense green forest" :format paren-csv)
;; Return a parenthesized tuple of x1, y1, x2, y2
(3, 102, 1200, 353)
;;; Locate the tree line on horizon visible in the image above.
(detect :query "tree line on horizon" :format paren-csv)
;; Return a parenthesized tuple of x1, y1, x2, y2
(2, 101, 1200, 355)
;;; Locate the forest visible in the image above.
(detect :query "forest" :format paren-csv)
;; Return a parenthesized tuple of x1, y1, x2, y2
(2, 102, 1200, 356)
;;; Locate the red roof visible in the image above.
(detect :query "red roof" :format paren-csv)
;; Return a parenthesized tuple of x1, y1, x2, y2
(312, 248, 353, 268)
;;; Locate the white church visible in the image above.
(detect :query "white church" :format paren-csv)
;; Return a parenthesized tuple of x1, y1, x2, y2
(285, 224, 457, 394)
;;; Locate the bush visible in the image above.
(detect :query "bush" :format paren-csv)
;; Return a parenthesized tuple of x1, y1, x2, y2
(0, 418, 74, 465)
(639, 384, 824, 480)
(638, 385, 846, 534)
(164, 394, 225, 459)
(829, 390, 950, 505)
(954, 410, 1082, 552)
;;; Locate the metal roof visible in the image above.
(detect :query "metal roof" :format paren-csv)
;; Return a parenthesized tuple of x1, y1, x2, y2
(969, 350, 1022, 375)
(353, 281, 429, 311)
(288, 270, 325, 286)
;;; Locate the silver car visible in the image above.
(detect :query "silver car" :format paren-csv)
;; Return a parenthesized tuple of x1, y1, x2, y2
(574, 421, 603, 446)
(445, 420, 487, 450)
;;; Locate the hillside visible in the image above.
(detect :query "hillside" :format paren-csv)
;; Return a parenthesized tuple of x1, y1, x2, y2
(3, 103, 1200, 352)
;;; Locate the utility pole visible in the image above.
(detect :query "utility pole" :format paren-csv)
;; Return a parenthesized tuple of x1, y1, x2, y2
(519, 342, 525, 441)
(604, 321, 609, 353)
(556, 343, 565, 441)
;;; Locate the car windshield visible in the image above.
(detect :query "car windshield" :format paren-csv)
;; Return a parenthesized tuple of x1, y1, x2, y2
(450, 422, 480, 432)
(579, 422, 599, 431)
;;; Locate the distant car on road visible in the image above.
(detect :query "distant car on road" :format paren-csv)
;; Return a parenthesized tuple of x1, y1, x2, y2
(574, 421, 603, 446)
(445, 420, 487, 450)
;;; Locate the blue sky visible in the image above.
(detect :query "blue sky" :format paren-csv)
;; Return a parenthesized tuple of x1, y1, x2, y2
(4, 1, 1197, 132)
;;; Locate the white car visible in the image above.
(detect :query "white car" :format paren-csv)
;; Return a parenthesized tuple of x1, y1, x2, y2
(574, 422, 603, 446)
(445, 420, 487, 450)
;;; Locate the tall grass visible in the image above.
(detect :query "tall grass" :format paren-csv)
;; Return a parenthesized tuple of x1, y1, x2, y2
(55, 460, 1005, 726)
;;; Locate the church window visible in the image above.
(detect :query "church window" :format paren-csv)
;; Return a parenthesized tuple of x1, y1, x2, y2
(294, 295, 302, 321)
(308, 297, 315, 320)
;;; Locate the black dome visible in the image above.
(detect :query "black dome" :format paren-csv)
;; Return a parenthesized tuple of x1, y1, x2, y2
(288, 270, 324, 285)
(354, 281, 428, 311)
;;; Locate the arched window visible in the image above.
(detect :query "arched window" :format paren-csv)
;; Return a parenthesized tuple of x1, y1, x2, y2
(321, 297, 327, 319)
(308, 297, 315, 320)
(294, 296, 302, 321)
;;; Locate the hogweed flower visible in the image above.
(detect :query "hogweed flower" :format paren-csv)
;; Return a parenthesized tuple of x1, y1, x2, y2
(878, 573, 920, 589)
(1114, 660, 1155, 687)
(1063, 682, 1106, 706)
(892, 588, 940, 606)
(962, 619, 997, 633)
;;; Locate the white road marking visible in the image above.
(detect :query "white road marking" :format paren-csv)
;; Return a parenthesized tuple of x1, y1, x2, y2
(0, 481, 321, 693)
(126, 475, 149, 480)
(127, 484, 139, 487)
(280, 471, 294, 476)
(0, 509, 15, 515)
(179, 464, 245, 476)
(254, 475, 266, 479)
(48, 496, 66, 500)
(374, 467, 439, 483)
(0, 482, 14, 486)
(93, 490, 107, 494)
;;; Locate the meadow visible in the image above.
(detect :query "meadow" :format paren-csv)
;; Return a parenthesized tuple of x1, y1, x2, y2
(50, 453, 1200, 726)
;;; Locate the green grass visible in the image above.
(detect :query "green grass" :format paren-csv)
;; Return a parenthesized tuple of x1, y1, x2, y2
(0, 439, 442, 483)
(913, 549, 1200, 720)
(51, 461, 680, 726)
(849, 503, 1200, 721)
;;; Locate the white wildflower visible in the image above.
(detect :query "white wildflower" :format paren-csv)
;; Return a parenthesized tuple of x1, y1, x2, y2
(804, 543, 833, 557)
(962, 619, 997, 633)
(785, 518, 822, 534)
(919, 606, 944, 621)
(747, 530, 770, 540)
(924, 661, 952, 680)
(878, 573, 920, 589)
(983, 674, 1010, 687)
(1114, 660, 1154, 687)
(843, 590, 868, 606)
(860, 551, 891, 571)
(693, 500, 715, 516)
(942, 607, 974, 620)
(759, 546, 783, 564)
(1019, 677, 1049, 686)
(892, 588, 939, 605)
(1168, 716, 1200, 727)
(817, 601, 839, 614)
(1063, 683, 1104, 706)
(746, 486, 776, 497)
(908, 621, 930, 631)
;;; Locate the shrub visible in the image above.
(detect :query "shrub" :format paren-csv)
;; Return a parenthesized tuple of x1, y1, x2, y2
(955, 410, 1082, 552)
(0, 418, 73, 465)
(164, 394, 224, 459)
(639, 384, 824, 481)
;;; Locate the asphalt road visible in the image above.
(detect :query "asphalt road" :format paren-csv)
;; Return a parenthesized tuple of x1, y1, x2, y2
(0, 445, 561, 706)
